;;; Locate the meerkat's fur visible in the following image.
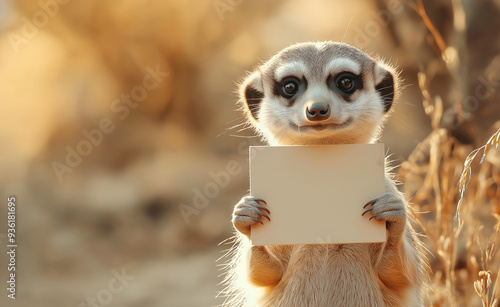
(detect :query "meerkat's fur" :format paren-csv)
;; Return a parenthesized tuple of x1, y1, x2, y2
(221, 41, 426, 307)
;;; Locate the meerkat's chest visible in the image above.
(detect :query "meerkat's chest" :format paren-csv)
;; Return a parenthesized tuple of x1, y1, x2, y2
(263, 243, 385, 307)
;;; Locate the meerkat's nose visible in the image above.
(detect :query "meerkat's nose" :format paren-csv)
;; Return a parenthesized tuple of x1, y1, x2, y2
(305, 102, 331, 122)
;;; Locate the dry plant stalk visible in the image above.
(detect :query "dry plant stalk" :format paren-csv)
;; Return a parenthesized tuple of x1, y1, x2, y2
(472, 218, 500, 307)
(457, 128, 500, 227)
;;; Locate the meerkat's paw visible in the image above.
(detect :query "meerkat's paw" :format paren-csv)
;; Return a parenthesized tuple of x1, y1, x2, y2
(362, 193, 406, 235)
(232, 196, 270, 238)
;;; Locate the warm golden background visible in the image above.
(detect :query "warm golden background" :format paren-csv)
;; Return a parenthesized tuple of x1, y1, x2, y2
(0, 0, 499, 306)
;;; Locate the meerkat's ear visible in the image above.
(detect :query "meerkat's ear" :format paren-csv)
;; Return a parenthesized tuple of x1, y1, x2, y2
(374, 63, 397, 113)
(240, 71, 264, 121)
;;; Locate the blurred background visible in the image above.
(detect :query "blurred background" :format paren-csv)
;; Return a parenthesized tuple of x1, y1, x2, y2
(0, 0, 499, 306)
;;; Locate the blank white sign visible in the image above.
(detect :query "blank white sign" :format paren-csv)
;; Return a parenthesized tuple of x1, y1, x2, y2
(250, 144, 386, 246)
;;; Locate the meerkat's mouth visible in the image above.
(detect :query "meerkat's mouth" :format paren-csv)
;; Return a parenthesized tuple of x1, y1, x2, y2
(290, 117, 353, 132)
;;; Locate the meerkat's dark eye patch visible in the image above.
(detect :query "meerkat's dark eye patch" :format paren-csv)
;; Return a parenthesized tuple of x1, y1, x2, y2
(273, 76, 306, 104)
(334, 72, 362, 94)
(327, 72, 363, 100)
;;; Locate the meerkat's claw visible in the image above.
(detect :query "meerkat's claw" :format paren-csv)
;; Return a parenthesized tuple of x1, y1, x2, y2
(363, 200, 376, 209)
(252, 197, 267, 205)
(255, 210, 271, 221)
(361, 207, 373, 216)
(255, 204, 271, 214)
(249, 217, 264, 225)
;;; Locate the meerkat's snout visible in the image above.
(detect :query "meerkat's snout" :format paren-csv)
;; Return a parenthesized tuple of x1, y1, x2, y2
(305, 102, 331, 122)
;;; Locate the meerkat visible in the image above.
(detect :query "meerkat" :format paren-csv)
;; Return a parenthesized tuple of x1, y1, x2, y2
(222, 41, 426, 307)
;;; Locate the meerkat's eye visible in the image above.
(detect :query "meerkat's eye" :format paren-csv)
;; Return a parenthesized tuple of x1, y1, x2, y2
(338, 78, 352, 90)
(335, 73, 356, 94)
(281, 78, 300, 98)
(284, 82, 297, 95)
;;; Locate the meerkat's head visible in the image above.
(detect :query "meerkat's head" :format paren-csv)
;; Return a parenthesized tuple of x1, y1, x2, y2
(239, 41, 398, 145)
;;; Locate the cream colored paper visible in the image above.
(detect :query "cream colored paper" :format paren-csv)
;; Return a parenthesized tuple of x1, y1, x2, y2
(250, 144, 386, 246)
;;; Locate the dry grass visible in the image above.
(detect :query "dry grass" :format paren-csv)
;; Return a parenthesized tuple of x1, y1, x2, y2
(399, 1, 500, 306)
(400, 79, 500, 306)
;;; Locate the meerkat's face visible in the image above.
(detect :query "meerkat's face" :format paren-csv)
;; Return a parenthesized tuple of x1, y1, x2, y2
(239, 42, 398, 145)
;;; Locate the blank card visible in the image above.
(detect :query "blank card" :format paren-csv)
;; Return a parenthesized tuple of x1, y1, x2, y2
(250, 144, 386, 246)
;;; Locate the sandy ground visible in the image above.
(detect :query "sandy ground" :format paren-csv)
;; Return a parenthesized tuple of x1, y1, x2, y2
(0, 247, 225, 307)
